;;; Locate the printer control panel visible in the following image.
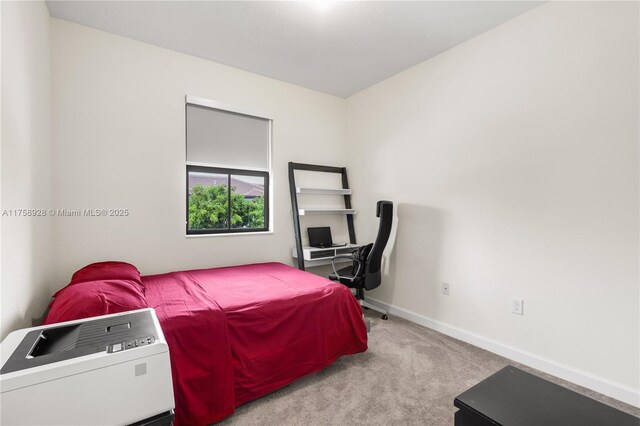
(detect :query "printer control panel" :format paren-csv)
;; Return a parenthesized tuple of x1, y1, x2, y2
(107, 336, 155, 353)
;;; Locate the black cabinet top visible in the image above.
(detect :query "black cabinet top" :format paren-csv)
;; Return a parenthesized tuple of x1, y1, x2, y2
(454, 366, 639, 426)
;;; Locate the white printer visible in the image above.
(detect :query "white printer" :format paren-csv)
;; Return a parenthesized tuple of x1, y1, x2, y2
(0, 308, 175, 425)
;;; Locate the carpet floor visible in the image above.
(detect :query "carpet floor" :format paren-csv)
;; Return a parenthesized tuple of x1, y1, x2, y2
(219, 311, 640, 425)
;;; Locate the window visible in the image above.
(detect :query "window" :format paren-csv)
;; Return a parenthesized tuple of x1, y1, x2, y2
(187, 166, 269, 234)
(185, 97, 271, 235)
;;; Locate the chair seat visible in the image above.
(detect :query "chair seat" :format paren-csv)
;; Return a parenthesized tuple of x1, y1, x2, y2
(329, 265, 360, 288)
(328, 265, 353, 279)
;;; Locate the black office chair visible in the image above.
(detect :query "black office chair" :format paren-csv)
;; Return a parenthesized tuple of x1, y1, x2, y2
(329, 200, 393, 320)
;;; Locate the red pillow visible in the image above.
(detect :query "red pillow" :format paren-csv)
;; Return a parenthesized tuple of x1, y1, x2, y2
(44, 279, 147, 325)
(70, 261, 143, 291)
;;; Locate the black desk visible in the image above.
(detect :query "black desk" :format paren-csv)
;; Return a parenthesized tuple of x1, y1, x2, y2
(454, 366, 639, 426)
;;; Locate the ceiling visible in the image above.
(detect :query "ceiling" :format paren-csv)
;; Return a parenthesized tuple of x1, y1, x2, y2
(46, 1, 542, 98)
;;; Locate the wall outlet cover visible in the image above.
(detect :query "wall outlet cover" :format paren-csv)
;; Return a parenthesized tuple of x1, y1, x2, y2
(442, 283, 450, 295)
(512, 298, 524, 315)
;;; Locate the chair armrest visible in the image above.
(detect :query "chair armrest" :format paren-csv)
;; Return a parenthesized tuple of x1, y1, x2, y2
(330, 254, 361, 281)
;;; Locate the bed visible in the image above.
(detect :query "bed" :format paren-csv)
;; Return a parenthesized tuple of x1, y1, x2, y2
(44, 261, 368, 425)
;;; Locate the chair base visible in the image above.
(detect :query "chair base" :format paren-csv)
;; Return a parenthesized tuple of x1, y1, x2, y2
(350, 288, 389, 320)
(361, 300, 388, 320)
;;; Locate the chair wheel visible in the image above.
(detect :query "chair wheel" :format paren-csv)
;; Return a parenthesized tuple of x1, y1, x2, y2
(381, 314, 388, 320)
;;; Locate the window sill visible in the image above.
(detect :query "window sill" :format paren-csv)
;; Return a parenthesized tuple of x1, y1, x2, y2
(186, 230, 274, 239)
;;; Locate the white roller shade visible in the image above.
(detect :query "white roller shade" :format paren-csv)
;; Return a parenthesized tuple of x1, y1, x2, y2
(186, 103, 270, 170)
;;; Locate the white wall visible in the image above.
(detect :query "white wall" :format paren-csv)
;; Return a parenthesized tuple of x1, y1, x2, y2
(347, 1, 639, 402)
(3, 0, 638, 406)
(50, 19, 347, 284)
(1, 1, 54, 339)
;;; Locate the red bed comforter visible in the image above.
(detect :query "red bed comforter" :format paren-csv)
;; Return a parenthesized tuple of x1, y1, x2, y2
(143, 262, 367, 425)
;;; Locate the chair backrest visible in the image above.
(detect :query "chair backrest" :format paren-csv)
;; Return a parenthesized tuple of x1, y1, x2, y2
(364, 201, 393, 291)
(352, 243, 373, 276)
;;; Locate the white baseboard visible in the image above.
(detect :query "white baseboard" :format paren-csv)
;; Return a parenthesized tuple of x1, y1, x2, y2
(366, 297, 640, 408)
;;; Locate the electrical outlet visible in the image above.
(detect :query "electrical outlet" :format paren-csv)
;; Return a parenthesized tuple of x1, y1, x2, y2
(442, 283, 450, 295)
(512, 298, 524, 315)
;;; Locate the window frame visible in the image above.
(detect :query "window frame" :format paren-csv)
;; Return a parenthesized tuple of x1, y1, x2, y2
(186, 165, 270, 235)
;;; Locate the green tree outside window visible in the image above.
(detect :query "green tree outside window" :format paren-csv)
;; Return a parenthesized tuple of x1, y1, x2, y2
(189, 184, 264, 230)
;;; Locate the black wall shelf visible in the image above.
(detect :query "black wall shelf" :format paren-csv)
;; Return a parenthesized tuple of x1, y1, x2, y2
(288, 162, 357, 271)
